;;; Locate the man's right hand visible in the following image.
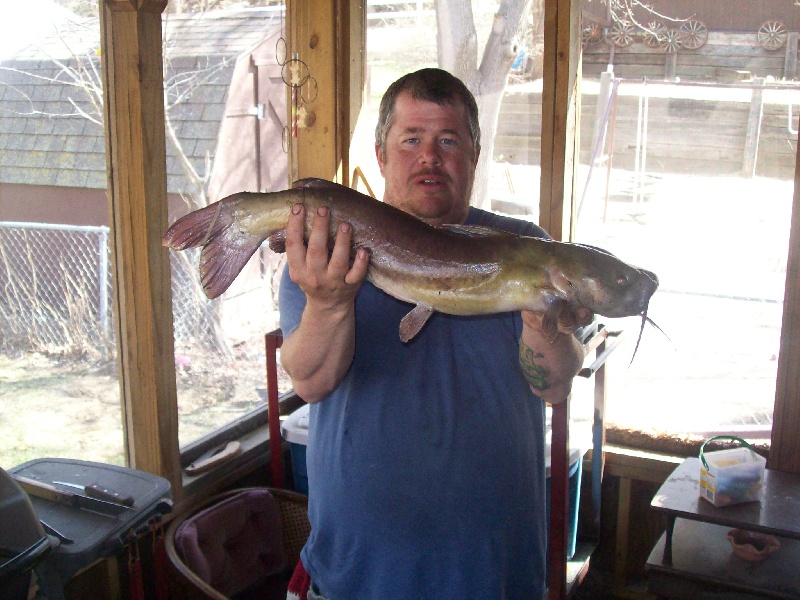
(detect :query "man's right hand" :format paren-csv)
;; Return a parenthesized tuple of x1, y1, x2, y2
(285, 203, 369, 308)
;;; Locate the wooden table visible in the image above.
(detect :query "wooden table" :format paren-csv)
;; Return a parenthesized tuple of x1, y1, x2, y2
(646, 457, 800, 599)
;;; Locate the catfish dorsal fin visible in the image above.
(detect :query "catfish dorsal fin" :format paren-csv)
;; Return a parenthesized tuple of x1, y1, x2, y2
(292, 177, 342, 190)
(399, 305, 435, 343)
(439, 224, 516, 239)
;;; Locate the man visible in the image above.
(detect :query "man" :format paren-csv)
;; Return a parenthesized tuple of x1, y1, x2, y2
(280, 68, 588, 599)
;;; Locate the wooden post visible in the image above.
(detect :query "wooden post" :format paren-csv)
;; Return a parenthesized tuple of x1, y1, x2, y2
(540, 0, 582, 242)
(784, 33, 798, 81)
(100, 0, 182, 493)
(287, 0, 365, 184)
(664, 52, 677, 81)
(769, 112, 800, 474)
(742, 77, 765, 178)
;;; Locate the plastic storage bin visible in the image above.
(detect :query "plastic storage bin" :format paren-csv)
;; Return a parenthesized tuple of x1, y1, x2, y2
(9, 458, 172, 598)
(545, 445, 583, 560)
(699, 435, 766, 507)
(281, 403, 310, 495)
(0, 468, 52, 600)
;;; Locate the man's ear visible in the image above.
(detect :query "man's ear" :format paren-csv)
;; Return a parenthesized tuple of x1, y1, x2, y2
(375, 143, 386, 176)
(473, 144, 481, 168)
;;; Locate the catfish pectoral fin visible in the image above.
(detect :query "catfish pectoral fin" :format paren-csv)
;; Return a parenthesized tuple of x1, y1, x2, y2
(399, 305, 435, 343)
(268, 230, 287, 253)
(540, 299, 567, 344)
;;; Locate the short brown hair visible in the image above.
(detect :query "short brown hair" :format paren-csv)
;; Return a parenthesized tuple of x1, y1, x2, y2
(375, 68, 480, 160)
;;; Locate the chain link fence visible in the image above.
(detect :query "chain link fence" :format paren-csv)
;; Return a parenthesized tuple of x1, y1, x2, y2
(0, 221, 281, 360)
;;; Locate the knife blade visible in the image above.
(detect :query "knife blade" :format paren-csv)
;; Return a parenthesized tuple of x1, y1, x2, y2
(12, 475, 131, 517)
(53, 481, 135, 507)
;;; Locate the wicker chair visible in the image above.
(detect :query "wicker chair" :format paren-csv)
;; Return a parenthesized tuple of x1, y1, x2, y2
(165, 487, 310, 600)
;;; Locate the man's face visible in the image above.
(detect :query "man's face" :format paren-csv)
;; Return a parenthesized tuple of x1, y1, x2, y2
(376, 91, 480, 226)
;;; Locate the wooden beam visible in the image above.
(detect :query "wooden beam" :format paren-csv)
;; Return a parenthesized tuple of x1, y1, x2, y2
(100, 0, 181, 494)
(540, 0, 582, 242)
(769, 116, 800, 474)
(287, 0, 364, 183)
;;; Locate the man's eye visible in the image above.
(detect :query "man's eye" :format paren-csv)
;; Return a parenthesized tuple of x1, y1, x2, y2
(403, 137, 419, 144)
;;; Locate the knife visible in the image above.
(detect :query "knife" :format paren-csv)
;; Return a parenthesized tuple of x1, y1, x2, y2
(53, 481, 135, 507)
(12, 475, 131, 517)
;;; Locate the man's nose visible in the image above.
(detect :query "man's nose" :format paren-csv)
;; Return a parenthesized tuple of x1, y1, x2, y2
(418, 140, 441, 165)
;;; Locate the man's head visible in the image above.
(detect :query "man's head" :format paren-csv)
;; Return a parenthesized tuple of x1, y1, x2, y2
(375, 68, 481, 162)
(374, 69, 481, 226)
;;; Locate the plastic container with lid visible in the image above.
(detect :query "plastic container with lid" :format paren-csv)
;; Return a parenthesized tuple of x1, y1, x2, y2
(281, 403, 310, 495)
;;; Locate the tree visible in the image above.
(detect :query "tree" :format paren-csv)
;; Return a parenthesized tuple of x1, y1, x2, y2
(435, 0, 537, 210)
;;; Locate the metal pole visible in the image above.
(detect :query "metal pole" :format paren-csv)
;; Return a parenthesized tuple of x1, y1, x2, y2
(99, 229, 109, 355)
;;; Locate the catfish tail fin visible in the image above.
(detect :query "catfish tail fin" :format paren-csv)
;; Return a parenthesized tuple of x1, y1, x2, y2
(163, 196, 265, 299)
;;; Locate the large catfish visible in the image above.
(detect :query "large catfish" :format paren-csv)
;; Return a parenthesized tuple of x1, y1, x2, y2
(163, 178, 658, 342)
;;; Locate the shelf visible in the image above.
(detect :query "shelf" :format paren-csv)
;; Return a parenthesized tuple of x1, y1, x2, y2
(647, 519, 800, 600)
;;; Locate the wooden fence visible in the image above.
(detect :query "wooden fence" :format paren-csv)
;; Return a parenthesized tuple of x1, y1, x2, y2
(495, 78, 800, 180)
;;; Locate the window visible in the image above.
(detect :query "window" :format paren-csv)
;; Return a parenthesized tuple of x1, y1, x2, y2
(161, 4, 290, 447)
(574, 0, 797, 442)
(0, 2, 124, 466)
(0, 1, 292, 469)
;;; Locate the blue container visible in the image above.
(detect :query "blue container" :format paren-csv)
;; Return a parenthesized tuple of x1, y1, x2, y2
(545, 446, 583, 560)
(281, 404, 310, 495)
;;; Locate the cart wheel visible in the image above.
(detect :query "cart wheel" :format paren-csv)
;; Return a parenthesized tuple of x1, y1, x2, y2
(609, 20, 635, 47)
(680, 19, 708, 50)
(660, 29, 683, 53)
(581, 20, 603, 49)
(758, 21, 788, 51)
(644, 21, 667, 48)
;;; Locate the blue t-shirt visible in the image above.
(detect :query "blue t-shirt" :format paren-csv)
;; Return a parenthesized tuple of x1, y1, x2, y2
(279, 208, 550, 600)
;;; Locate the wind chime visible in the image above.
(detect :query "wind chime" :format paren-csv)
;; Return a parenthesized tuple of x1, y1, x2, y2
(276, 21, 318, 151)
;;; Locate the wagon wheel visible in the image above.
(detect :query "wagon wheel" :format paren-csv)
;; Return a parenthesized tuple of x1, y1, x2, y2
(758, 21, 788, 51)
(609, 20, 635, 47)
(581, 20, 604, 49)
(644, 21, 667, 48)
(660, 29, 683, 53)
(680, 19, 708, 50)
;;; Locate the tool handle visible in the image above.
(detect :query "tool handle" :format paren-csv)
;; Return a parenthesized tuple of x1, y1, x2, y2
(86, 483, 135, 507)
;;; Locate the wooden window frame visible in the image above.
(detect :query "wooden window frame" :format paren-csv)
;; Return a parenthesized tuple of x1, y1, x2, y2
(98, 0, 800, 504)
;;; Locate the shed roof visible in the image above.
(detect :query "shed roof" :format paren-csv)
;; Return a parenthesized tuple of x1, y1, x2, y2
(0, 8, 285, 194)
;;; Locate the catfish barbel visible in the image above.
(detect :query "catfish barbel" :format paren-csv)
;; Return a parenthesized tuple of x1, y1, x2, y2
(163, 178, 659, 342)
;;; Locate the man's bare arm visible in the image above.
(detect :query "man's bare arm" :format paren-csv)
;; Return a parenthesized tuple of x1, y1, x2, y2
(279, 204, 369, 403)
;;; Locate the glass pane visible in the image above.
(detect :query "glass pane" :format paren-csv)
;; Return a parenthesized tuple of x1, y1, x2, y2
(576, 0, 797, 440)
(0, 2, 123, 465)
(162, 3, 291, 446)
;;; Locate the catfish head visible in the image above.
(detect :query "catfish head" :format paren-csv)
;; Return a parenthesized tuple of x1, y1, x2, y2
(546, 242, 659, 319)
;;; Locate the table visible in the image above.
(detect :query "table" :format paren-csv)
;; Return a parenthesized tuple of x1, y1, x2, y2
(646, 457, 800, 599)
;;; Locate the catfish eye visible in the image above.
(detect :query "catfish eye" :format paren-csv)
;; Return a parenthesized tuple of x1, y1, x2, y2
(616, 274, 629, 286)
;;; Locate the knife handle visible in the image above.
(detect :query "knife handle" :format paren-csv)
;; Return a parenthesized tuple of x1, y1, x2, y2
(86, 483, 134, 507)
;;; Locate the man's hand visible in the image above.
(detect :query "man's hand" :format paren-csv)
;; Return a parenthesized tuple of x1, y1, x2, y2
(285, 203, 369, 310)
(518, 304, 593, 404)
(521, 303, 593, 339)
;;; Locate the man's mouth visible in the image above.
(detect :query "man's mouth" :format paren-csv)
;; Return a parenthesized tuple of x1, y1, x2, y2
(414, 173, 446, 187)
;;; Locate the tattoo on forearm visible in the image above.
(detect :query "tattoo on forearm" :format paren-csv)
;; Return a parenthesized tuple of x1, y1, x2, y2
(519, 340, 551, 391)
